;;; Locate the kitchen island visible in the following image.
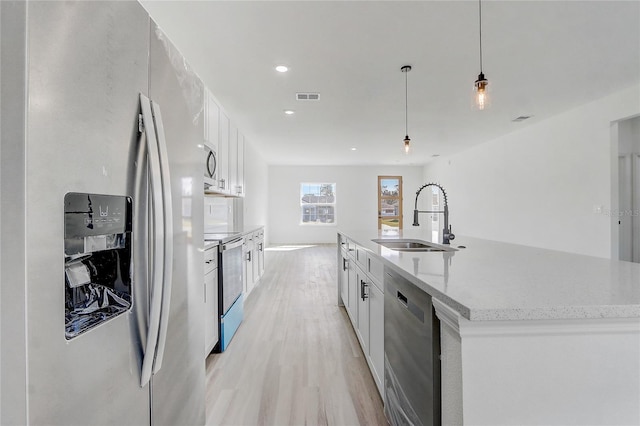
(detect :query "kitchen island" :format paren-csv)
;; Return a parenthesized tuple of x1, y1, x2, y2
(338, 229, 640, 425)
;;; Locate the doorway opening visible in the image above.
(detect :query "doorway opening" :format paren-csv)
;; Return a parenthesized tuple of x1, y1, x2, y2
(614, 116, 640, 262)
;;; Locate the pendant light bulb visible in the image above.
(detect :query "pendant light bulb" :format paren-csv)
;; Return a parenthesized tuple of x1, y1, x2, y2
(474, 72, 489, 110)
(401, 65, 412, 154)
(473, 0, 490, 110)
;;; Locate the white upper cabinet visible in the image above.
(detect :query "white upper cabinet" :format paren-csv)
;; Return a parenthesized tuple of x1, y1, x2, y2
(236, 130, 245, 197)
(217, 110, 230, 194)
(204, 89, 219, 151)
(203, 88, 245, 197)
(229, 120, 238, 196)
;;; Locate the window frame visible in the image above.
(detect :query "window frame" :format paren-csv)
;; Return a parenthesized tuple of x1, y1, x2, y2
(299, 182, 337, 226)
(378, 176, 403, 230)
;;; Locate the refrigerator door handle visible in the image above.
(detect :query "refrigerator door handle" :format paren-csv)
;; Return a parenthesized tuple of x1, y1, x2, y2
(150, 100, 173, 374)
(133, 128, 149, 352)
(139, 94, 166, 387)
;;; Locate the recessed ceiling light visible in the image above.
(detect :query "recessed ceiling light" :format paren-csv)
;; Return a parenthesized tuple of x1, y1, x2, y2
(351, 147, 357, 151)
(283, 110, 295, 115)
(275, 65, 288, 73)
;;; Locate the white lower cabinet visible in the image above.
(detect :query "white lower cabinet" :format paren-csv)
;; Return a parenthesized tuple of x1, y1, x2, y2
(356, 266, 370, 352)
(243, 233, 255, 295)
(243, 228, 266, 298)
(368, 276, 384, 396)
(338, 234, 384, 398)
(256, 229, 265, 278)
(339, 248, 349, 310)
(347, 250, 358, 324)
(204, 246, 219, 356)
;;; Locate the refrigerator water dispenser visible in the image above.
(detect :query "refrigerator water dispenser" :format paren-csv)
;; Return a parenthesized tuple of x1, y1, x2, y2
(64, 193, 133, 339)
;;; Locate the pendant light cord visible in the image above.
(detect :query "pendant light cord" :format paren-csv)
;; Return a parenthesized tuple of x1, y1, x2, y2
(478, 0, 483, 73)
(405, 70, 408, 135)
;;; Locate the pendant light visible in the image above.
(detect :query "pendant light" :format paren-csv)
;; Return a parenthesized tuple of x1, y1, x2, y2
(401, 65, 412, 154)
(474, 0, 490, 110)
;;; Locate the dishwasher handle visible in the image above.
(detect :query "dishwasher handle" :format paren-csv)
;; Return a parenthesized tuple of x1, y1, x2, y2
(397, 290, 408, 307)
(395, 289, 425, 323)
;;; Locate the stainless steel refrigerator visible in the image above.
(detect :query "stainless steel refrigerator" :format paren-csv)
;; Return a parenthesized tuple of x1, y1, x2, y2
(1, 1, 206, 424)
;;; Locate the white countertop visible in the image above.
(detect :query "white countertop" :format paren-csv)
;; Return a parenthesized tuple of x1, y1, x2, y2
(340, 229, 640, 321)
(204, 240, 219, 251)
(204, 225, 264, 243)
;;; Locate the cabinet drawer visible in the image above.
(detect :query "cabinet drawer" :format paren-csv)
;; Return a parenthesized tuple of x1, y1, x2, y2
(204, 248, 218, 274)
(344, 238, 356, 258)
(355, 245, 367, 269)
(366, 254, 384, 289)
(339, 235, 348, 252)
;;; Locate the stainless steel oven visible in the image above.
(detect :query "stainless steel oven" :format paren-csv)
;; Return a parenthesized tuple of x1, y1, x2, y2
(220, 237, 244, 314)
(217, 236, 244, 351)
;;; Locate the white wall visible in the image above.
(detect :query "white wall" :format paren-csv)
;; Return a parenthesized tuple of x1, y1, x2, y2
(268, 165, 424, 244)
(422, 85, 640, 258)
(618, 116, 640, 155)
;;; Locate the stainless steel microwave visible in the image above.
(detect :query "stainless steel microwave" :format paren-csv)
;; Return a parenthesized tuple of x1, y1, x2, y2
(204, 144, 217, 190)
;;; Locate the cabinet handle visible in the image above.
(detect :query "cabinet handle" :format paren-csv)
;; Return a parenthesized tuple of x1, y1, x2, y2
(219, 178, 225, 190)
(342, 258, 348, 271)
(246, 251, 252, 262)
(360, 279, 368, 301)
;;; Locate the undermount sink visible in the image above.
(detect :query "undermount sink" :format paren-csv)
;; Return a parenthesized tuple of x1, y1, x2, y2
(372, 239, 457, 252)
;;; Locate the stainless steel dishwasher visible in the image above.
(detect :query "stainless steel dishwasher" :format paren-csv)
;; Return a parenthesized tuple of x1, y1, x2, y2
(384, 267, 441, 426)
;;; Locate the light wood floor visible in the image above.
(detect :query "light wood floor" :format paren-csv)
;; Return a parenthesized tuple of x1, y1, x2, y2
(205, 244, 387, 426)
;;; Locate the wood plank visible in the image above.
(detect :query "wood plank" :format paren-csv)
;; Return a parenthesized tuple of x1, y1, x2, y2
(205, 244, 387, 425)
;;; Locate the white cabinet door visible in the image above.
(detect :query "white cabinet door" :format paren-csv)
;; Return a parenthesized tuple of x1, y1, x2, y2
(244, 236, 256, 296)
(251, 232, 260, 284)
(218, 111, 230, 194)
(205, 89, 220, 150)
(347, 257, 358, 325)
(356, 266, 370, 353)
(236, 131, 245, 197)
(228, 121, 238, 196)
(204, 268, 218, 356)
(368, 279, 384, 395)
(257, 234, 265, 278)
(340, 249, 349, 308)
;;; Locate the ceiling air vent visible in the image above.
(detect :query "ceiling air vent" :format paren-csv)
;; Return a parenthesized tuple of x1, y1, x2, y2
(512, 115, 533, 122)
(296, 92, 320, 101)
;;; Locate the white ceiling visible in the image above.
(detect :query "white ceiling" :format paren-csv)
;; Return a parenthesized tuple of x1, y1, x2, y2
(140, 0, 640, 166)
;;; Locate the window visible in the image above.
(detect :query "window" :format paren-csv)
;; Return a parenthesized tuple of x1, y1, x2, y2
(300, 183, 336, 225)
